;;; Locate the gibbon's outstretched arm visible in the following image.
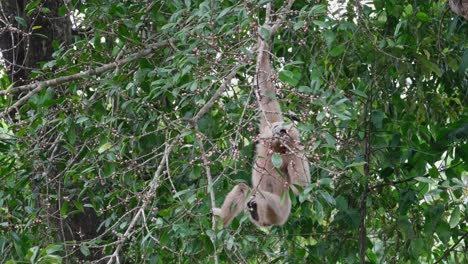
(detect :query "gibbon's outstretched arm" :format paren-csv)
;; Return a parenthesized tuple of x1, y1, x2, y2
(212, 183, 250, 226)
(256, 41, 283, 133)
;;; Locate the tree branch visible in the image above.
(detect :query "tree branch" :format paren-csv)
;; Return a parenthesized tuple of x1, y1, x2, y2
(0, 39, 174, 117)
(197, 131, 219, 264)
(369, 162, 462, 191)
(434, 232, 467, 264)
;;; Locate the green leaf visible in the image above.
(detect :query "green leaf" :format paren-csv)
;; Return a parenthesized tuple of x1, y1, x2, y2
(419, 57, 442, 77)
(27, 246, 40, 263)
(60, 201, 69, 216)
(329, 45, 345, 57)
(319, 177, 333, 186)
(449, 207, 460, 228)
(15, 16, 27, 27)
(460, 48, 468, 73)
(25, 0, 41, 12)
(312, 20, 327, 28)
(371, 110, 384, 129)
(350, 89, 367, 98)
(279, 70, 299, 86)
(44, 244, 63, 255)
(294, 21, 305, 31)
(260, 27, 270, 40)
(58, 4, 67, 17)
(414, 177, 435, 184)
(298, 86, 313, 94)
(80, 245, 91, 256)
(318, 190, 335, 205)
(217, 7, 232, 19)
(98, 142, 112, 154)
(258, 0, 273, 5)
(416, 12, 429, 22)
(377, 11, 387, 24)
(346, 161, 367, 168)
(271, 153, 282, 169)
(310, 5, 327, 15)
(436, 221, 451, 245)
(404, 4, 413, 17)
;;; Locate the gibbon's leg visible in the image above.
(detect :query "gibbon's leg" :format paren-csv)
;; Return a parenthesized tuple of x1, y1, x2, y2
(213, 183, 250, 227)
(286, 152, 311, 194)
(247, 190, 291, 227)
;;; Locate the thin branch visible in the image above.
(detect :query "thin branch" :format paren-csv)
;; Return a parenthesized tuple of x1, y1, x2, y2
(369, 162, 462, 191)
(106, 142, 172, 264)
(190, 67, 239, 125)
(434, 232, 467, 264)
(197, 131, 219, 264)
(270, 0, 295, 35)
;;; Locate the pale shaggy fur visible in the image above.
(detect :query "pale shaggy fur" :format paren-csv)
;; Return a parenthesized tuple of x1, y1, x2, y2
(213, 122, 310, 227)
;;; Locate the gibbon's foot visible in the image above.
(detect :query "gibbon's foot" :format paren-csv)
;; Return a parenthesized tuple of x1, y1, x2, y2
(211, 208, 221, 217)
(247, 197, 259, 221)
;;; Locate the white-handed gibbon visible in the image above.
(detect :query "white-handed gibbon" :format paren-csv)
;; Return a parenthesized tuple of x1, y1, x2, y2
(213, 40, 310, 227)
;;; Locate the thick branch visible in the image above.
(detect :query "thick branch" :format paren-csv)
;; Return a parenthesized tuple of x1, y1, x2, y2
(0, 39, 174, 117)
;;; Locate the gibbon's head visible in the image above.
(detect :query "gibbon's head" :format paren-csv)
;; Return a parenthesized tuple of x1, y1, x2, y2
(269, 122, 300, 153)
(271, 122, 299, 139)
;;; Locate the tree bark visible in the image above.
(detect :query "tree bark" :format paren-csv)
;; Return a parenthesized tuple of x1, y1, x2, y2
(0, 0, 71, 85)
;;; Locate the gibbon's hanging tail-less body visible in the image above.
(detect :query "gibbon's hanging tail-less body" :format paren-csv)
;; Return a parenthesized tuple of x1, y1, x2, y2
(213, 35, 311, 227)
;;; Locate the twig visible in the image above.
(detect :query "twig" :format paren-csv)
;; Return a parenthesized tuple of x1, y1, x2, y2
(190, 67, 239, 125)
(434, 232, 467, 264)
(106, 142, 172, 264)
(197, 131, 219, 264)
(369, 162, 462, 191)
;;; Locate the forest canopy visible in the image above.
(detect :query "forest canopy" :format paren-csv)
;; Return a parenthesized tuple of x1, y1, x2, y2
(0, 0, 466, 263)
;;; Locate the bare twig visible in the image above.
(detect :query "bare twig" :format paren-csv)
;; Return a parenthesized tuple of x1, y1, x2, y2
(106, 142, 171, 264)
(191, 68, 239, 125)
(197, 132, 219, 264)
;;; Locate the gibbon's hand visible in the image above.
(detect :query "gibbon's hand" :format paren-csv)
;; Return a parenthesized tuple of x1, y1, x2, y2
(247, 196, 259, 221)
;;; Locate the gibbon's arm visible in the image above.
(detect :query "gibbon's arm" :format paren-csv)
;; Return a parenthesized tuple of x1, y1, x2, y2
(247, 190, 291, 227)
(287, 151, 311, 193)
(256, 42, 283, 133)
(213, 183, 250, 227)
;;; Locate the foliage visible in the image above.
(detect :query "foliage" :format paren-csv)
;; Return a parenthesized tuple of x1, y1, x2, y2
(0, 0, 466, 263)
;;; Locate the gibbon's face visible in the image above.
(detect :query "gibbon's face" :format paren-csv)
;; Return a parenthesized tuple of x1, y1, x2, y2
(271, 122, 293, 136)
(270, 122, 296, 153)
